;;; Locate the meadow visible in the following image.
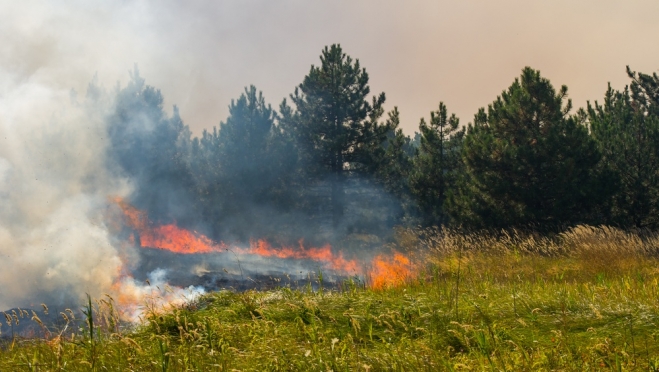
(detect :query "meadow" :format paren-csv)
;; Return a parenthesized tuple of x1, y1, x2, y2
(3, 225, 659, 371)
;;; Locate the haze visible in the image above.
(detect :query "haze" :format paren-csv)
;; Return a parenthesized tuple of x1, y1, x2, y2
(2, 0, 659, 134)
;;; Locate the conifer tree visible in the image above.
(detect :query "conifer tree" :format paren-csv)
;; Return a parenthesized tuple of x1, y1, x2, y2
(449, 67, 602, 229)
(587, 82, 659, 228)
(627, 66, 659, 112)
(375, 108, 415, 198)
(188, 86, 298, 240)
(107, 66, 193, 222)
(216, 85, 277, 196)
(410, 102, 464, 226)
(284, 44, 391, 227)
(372, 108, 417, 223)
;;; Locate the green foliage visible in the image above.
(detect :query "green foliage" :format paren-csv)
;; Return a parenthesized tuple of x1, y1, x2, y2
(374, 109, 414, 194)
(449, 67, 604, 229)
(284, 44, 393, 226)
(107, 52, 407, 240)
(367, 108, 418, 223)
(217, 85, 277, 181)
(410, 102, 465, 226)
(627, 65, 659, 112)
(187, 86, 298, 240)
(104, 57, 659, 233)
(586, 82, 659, 228)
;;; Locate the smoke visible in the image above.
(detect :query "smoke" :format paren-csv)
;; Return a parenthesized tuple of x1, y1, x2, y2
(0, 53, 207, 318)
(0, 64, 135, 309)
(113, 269, 205, 323)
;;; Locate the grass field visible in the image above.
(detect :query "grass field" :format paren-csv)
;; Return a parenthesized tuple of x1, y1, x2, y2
(3, 225, 659, 371)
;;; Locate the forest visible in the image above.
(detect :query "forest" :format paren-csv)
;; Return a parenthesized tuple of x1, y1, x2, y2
(101, 44, 659, 243)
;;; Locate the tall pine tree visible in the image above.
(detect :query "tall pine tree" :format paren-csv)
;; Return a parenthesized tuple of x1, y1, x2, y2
(627, 66, 659, 112)
(371, 108, 417, 225)
(449, 67, 602, 229)
(187, 86, 299, 240)
(283, 44, 391, 227)
(587, 81, 659, 228)
(410, 102, 464, 226)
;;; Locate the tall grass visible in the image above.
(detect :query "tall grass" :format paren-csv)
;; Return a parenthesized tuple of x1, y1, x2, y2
(3, 225, 659, 370)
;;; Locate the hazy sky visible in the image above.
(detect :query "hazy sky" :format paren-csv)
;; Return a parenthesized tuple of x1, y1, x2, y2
(2, 0, 659, 135)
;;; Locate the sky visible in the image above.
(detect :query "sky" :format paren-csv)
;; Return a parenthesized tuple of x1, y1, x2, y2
(2, 0, 659, 135)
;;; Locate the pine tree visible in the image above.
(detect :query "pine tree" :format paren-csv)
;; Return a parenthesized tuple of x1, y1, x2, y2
(587, 82, 659, 228)
(374, 108, 415, 198)
(285, 44, 391, 227)
(216, 85, 277, 197)
(410, 102, 464, 226)
(371, 108, 417, 224)
(627, 66, 659, 112)
(187, 86, 299, 240)
(449, 67, 602, 229)
(107, 66, 193, 223)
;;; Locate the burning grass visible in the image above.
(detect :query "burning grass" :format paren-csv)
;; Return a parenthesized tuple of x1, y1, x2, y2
(4, 226, 659, 370)
(110, 197, 414, 300)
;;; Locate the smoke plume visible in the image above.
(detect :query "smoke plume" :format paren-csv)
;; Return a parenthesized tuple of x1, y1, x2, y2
(0, 67, 133, 309)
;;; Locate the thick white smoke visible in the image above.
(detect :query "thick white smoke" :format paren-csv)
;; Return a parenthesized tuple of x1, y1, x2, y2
(0, 67, 134, 309)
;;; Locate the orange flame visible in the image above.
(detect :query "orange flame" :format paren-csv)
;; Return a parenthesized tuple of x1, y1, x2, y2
(112, 197, 225, 254)
(111, 196, 148, 230)
(139, 224, 226, 254)
(238, 239, 361, 274)
(111, 197, 414, 290)
(368, 253, 414, 289)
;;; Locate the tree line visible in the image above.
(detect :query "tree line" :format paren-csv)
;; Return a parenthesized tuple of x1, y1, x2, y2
(101, 44, 659, 242)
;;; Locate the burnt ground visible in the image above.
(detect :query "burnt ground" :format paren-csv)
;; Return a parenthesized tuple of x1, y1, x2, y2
(133, 246, 362, 291)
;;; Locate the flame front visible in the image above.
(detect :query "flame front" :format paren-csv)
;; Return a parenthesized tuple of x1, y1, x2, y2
(109, 197, 416, 320)
(368, 253, 414, 289)
(112, 197, 361, 274)
(112, 197, 225, 254)
(240, 240, 361, 274)
(140, 224, 225, 254)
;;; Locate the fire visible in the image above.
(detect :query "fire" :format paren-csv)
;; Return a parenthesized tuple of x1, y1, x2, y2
(139, 224, 226, 254)
(111, 197, 361, 274)
(109, 196, 416, 319)
(112, 197, 225, 254)
(368, 253, 414, 289)
(239, 239, 361, 274)
(111, 271, 205, 322)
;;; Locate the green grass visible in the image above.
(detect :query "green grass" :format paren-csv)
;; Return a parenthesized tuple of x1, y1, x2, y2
(4, 225, 659, 371)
